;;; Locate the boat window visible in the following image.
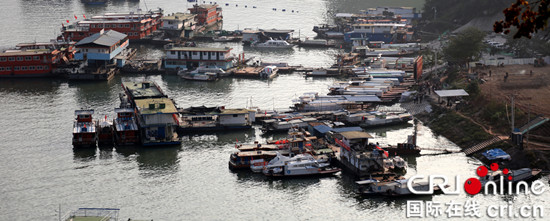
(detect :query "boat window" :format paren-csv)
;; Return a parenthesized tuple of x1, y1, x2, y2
(118, 24, 123, 28)
(37, 66, 43, 70)
(29, 66, 35, 70)
(8, 57, 14, 61)
(0, 67, 4, 71)
(233, 114, 238, 117)
(105, 24, 110, 28)
(193, 52, 197, 55)
(134, 32, 138, 36)
(44, 66, 49, 70)
(21, 66, 27, 70)
(6, 67, 10, 71)
(97, 24, 103, 28)
(0, 57, 6, 62)
(125, 24, 130, 28)
(17, 57, 23, 61)
(14, 66, 19, 71)
(33, 56, 40, 60)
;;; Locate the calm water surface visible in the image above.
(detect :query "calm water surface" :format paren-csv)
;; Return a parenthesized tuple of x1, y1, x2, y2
(1, 0, 549, 220)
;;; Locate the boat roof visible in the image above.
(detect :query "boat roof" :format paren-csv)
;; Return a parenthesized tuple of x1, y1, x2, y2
(114, 107, 135, 113)
(219, 108, 252, 115)
(165, 46, 232, 52)
(75, 109, 94, 115)
(340, 131, 373, 139)
(163, 13, 195, 21)
(134, 98, 178, 115)
(75, 30, 127, 47)
(123, 81, 165, 98)
(0, 49, 52, 56)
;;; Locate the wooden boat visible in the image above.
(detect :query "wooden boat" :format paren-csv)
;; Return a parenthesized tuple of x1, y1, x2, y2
(96, 116, 114, 147)
(113, 108, 140, 146)
(72, 110, 97, 148)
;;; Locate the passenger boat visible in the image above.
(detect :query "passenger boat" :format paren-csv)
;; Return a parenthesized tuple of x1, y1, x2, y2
(252, 39, 293, 48)
(72, 110, 97, 148)
(262, 152, 341, 177)
(113, 108, 140, 146)
(260, 117, 317, 133)
(191, 65, 228, 77)
(96, 116, 114, 147)
(356, 178, 445, 196)
(359, 112, 413, 128)
(0, 42, 74, 78)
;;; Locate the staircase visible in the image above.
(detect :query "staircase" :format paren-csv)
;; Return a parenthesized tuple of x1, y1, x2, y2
(519, 116, 549, 135)
(463, 137, 502, 155)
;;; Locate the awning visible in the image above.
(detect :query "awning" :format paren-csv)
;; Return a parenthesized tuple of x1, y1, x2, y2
(434, 89, 469, 98)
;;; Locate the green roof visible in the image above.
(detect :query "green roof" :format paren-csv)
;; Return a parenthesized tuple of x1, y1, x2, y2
(135, 98, 178, 115)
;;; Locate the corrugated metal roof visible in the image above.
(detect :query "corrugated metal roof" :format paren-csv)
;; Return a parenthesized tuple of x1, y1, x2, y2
(332, 127, 363, 133)
(340, 131, 373, 139)
(343, 95, 381, 102)
(76, 30, 127, 47)
(435, 89, 469, 97)
(313, 125, 332, 134)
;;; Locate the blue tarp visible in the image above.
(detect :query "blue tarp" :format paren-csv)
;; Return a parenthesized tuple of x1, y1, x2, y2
(482, 148, 511, 161)
(313, 125, 332, 134)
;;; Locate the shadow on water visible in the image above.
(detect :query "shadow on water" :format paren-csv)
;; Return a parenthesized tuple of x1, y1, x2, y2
(73, 148, 97, 162)
(0, 78, 62, 95)
(135, 146, 180, 174)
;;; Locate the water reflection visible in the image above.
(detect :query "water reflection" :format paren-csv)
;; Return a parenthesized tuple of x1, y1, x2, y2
(73, 148, 97, 161)
(135, 146, 179, 174)
(0, 78, 61, 95)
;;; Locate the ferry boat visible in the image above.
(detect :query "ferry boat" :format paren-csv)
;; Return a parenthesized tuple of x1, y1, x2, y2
(59, 9, 163, 42)
(72, 110, 97, 148)
(113, 108, 140, 146)
(252, 39, 293, 48)
(96, 116, 114, 147)
(262, 152, 341, 177)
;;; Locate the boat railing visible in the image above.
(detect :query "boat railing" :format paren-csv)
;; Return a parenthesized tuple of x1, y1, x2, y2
(59, 208, 119, 221)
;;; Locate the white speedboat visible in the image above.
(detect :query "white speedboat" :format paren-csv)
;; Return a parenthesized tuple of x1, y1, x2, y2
(356, 179, 439, 196)
(179, 71, 218, 81)
(262, 152, 341, 177)
(252, 39, 293, 48)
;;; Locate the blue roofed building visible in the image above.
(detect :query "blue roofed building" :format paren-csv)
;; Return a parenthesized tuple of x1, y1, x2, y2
(74, 29, 129, 67)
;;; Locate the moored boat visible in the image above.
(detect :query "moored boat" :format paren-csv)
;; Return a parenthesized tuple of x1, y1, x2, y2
(72, 110, 97, 148)
(113, 108, 140, 146)
(178, 71, 218, 81)
(252, 39, 293, 48)
(356, 178, 445, 196)
(96, 116, 114, 147)
(262, 152, 341, 177)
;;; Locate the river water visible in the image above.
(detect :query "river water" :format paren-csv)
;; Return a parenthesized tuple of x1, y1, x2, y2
(1, 0, 549, 220)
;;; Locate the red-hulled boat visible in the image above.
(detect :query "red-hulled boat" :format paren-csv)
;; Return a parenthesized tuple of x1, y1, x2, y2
(113, 108, 140, 146)
(72, 110, 97, 148)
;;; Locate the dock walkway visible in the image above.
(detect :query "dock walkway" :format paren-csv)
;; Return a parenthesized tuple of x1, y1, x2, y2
(463, 136, 502, 155)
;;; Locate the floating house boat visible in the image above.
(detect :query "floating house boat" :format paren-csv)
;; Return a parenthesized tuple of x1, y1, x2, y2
(134, 98, 181, 146)
(356, 178, 444, 196)
(178, 106, 255, 132)
(188, 4, 223, 28)
(333, 131, 398, 177)
(113, 108, 140, 146)
(163, 44, 234, 72)
(72, 110, 97, 148)
(0, 42, 74, 78)
(60, 9, 163, 42)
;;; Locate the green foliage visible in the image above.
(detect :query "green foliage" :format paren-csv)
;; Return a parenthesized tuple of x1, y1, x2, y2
(442, 27, 486, 67)
(494, 0, 550, 38)
(430, 112, 492, 148)
(465, 81, 481, 98)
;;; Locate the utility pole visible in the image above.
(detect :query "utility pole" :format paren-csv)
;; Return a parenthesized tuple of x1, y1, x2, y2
(511, 94, 515, 132)
(526, 103, 530, 149)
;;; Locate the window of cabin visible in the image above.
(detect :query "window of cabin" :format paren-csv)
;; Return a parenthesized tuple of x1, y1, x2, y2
(14, 66, 19, 71)
(6, 67, 10, 71)
(21, 66, 27, 70)
(125, 24, 130, 28)
(233, 114, 238, 117)
(33, 56, 40, 60)
(25, 56, 31, 61)
(105, 24, 110, 28)
(91, 25, 95, 28)
(44, 66, 49, 70)
(193, 52, 197, 55)
(8, 57, 14, 61)
(0, 57, 6, 62)
(0, 67, 4, 71)
(98, 24, 103, 28)
(17, 57, 23, 61)
(134, 32, 138, 36)
(37, 66, 43, 70)
(170, 51, 175, 55)
(118, 24, 123, 28)
(29, 66, 35, 70)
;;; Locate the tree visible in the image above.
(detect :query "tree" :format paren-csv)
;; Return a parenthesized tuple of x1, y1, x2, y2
(494, 0, 550, 38)
(442, 27, 486, 68)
